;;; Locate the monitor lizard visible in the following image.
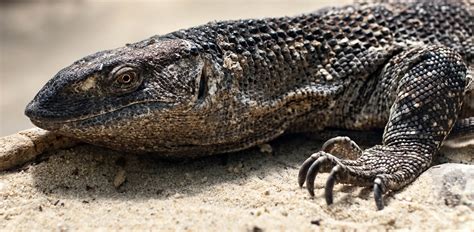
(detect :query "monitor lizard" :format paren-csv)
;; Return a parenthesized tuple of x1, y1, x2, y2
(1, 0, 473, 210)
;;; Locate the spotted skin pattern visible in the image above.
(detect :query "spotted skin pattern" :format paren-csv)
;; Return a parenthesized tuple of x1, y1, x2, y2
(25, 1, 473, 210)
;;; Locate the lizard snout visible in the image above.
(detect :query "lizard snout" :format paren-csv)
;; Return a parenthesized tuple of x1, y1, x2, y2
(25, 99, 56, 125)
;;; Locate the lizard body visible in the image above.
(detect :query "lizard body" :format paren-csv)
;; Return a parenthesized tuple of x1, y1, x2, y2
(21, 1, 474, 209)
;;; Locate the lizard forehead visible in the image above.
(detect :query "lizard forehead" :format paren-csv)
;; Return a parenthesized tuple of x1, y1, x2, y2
(65, 38, 196, 80)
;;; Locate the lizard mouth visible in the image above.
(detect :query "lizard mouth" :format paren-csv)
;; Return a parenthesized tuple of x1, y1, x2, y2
(26, 99, 172, 131)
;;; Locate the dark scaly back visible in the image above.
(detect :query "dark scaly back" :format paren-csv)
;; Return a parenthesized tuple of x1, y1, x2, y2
(380, 1, 472, 63)
(145, 1, 472, 133)
(159, 1, 472, 91)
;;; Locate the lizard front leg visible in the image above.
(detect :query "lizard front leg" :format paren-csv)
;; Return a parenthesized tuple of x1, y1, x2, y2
(298, 45, 469, 210)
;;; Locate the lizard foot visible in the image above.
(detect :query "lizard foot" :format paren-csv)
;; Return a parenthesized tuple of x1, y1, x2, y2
(298, 142, 429, 210)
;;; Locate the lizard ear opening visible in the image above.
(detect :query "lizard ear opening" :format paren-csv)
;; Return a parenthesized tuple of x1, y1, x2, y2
(197, 65, 208, 101)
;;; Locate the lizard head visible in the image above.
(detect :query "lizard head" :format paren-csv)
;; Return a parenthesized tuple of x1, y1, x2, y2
(25, 37, 226, 155)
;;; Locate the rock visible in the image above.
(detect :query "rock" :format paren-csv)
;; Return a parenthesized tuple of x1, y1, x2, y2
(399, 163, 473, 208)
(427, 164, 473, 207)
(0, 128, 79, 171)
(113, 168, 127, 188)
(258, 143, 273, 154)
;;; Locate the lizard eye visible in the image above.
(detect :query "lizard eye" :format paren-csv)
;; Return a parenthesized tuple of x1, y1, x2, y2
(109, 65, 143, 95)
(116, 70, 136, 85)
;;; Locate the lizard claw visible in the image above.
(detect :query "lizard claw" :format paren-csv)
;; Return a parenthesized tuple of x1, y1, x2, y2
(325, 165, 340, 205)
(298, 155, 316, 187)
(298, 152, 341, 198)
(373, 177, 385, 210)
(303, 155, 329, 196)
(305, 156, 325, 196)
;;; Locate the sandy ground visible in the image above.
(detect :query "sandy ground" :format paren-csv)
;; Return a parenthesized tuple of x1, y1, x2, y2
(1, 0, 473, 231)
(1, 135, 473, 231)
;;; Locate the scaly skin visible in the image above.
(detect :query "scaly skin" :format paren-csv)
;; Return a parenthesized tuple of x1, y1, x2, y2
(22, 1, 473, 210)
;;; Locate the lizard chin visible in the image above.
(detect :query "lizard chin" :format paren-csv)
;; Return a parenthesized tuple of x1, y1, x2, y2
(29, 119, 63, 131)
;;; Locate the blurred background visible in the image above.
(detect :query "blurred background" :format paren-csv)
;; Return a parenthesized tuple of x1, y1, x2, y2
(0, 0, 350, 136)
